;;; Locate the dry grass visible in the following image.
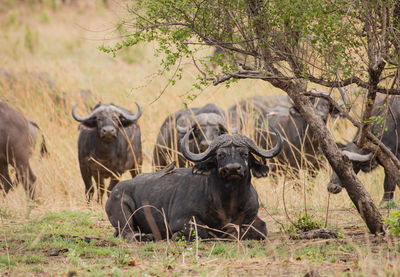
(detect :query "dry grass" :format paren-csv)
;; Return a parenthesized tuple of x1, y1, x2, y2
(0, 2, 399, 276)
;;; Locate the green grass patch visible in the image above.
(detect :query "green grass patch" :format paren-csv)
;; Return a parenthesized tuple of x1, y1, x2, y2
(284, 214, 323, 235)
(381, 200, 399, 210)
(294, 241, 355, 263)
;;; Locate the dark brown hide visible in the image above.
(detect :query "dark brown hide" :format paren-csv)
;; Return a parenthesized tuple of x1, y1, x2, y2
(0, 103, 36, 199)
(153, 103, 227, 170)
(73, 103, 142, 203)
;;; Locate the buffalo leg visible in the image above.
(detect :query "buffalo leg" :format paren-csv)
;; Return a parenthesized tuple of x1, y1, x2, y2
(95, 174, 105, 204)
(129, 167, 140, 179)
(105, 191, 139, 241)
(80, 166, 94, 202)
(0, 161, 12, 195)
(107, 178, 119, 196)
(240, 216, 267, 240)
(170, 217, 209, 241)
(25, 166, 36, 199)
(381, 171, 396, 204)
(16, 162, 36, 200)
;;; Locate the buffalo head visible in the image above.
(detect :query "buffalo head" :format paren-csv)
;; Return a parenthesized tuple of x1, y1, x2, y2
(72, 103, 142, 143)
(181, 126, 283, 181)
(308, 90, 346, 122)
(177, 113, 228, 152)
(327, 142, 376, 194)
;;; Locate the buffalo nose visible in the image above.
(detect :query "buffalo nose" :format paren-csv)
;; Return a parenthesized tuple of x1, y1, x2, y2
(219, 163, 244, 178)
(101, 126, 116, 138)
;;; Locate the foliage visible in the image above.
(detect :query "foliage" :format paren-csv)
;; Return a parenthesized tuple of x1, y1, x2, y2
(386, 210, 400, 237)
(101, 0, 399, 94)
(287, 214, 322, 233)
(386, 209, 400, 251)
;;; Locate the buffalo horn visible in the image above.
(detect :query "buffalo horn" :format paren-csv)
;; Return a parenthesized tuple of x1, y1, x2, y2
(181, 129, 226, 162)
(72, 102, 142, 123)
(72, 103, 94, 122)
(342, 150, 373, 162)
(177, 124, 189, 133)
(113, 102, 142, 122)
(243, 125, 283, 158)
(71, 103, 111, 122)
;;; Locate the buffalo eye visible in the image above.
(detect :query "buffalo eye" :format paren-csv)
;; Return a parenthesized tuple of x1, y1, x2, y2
(241, 152, 248, 159)
(193, 127, 200, 135)
(217, 152, 226, 159)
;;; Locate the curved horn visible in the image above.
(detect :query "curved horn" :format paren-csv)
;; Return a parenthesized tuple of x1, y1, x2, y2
(113, 102, 142, 122)
(244, 125, 283, 158)
(71, 103, 95, 122)
(342, 150, 373, 162)
(177, 123, 189, 133)
(215, 115, 228, 133)
(181, 129, 226, 162)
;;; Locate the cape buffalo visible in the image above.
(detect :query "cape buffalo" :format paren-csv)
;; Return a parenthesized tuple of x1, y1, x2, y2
(153, 103, 228, 170)
(72, 102, 143, 203)
(229, 95, 341, 174)
(0, 103, 38, 199)
(227, 95, 293, 132)
(328, 95, 400, 203)
(106, 127, 283, 241)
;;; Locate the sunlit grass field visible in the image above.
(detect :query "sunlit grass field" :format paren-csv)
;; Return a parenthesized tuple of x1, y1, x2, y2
(0, 1, 399, 276)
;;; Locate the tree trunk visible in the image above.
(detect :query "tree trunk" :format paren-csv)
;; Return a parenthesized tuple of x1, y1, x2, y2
(269, 81, 385, 234)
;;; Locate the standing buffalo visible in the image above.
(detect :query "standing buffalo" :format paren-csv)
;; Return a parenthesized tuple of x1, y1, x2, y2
(228, 95, 293, 128)
(106, 127, 283, 241)
(72, 103, 143, 203)
(0, 103, 41, 199)
(229, 94, 341, 174)
(153, 103, 228, 170)
(328, 95, 400, 204)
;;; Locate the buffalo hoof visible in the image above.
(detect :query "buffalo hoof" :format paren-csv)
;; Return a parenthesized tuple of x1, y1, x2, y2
(171, 231, 186, 241)
(379, 199, 398, 209)
(139, 234, 155, 242)
(327, 183, 342, 194)
(122, 232, 155, 242)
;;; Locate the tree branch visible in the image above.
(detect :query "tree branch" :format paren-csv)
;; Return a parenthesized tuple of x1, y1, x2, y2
(305, 89, 400, 170)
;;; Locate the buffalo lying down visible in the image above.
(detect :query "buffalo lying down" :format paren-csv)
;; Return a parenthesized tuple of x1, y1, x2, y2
(106, 127, 283, 241)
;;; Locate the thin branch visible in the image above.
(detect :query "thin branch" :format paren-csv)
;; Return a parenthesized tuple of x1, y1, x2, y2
(305, 89, 400, 170)
(150, 56, 183, 105)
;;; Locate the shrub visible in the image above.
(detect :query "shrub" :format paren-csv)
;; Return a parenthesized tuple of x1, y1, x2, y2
(288, 214, 322, 234)
(386, 210, 400, 251)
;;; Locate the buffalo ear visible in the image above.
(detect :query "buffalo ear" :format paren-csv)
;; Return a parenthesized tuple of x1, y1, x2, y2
(192, 158, 216, 176)
(119, 117, 135, 127)
(289, 106, 300, 117)
(249, 154, 269, 178)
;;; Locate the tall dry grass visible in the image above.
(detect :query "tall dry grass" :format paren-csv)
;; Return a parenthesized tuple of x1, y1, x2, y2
(0, 3, 397, 234)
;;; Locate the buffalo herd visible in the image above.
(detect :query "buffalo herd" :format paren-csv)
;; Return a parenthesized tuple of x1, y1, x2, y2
(1, 91, 399, 241)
